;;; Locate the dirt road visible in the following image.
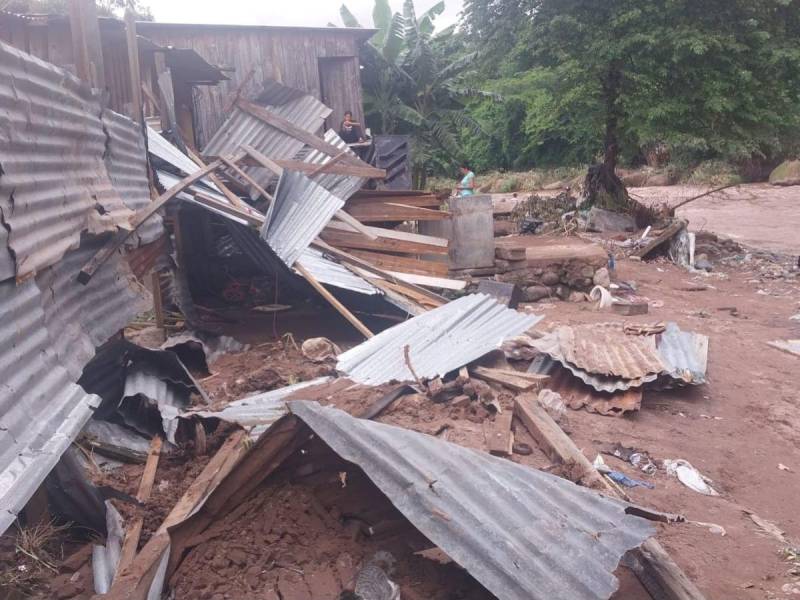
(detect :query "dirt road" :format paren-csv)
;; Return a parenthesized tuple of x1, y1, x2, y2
(631, 183, 800, 255)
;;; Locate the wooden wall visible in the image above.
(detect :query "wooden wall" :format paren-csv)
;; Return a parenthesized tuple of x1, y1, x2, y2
(136, 24, 367, 148)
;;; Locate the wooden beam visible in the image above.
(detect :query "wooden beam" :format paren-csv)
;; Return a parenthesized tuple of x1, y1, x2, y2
(309, 149, 350, 177)
(632, 219, 688, 259)
(472, 367, 549, 392)
(332, 210, 378, 241)
(192, 191, 265, 227)
(124, 8, 142, 122)
(346, 202, 450, 222)
(220, 156, 274, 203)
(230, 155, 385, 179)
(69, 0, 104, 89)
(116, 436, 162, 580)
(222, 67, 255, 114)
(241, 144, 283, 177)
(310, 239, 446, 306)
(78, 160, 225, 284)
(150, 272, 165, 332)
(386, 271, 466, 291)
(486, 411, 514, 457)
(320, 228, 448, 256)
(325, 220, 448, 248)
(295, 262, 374, 339)
(236, 98, 363, 166)
(347, 194, 442, 208)
(359, 385, 414, 420)
(348, 249, 449, 277)
(513, 393, 707, 600)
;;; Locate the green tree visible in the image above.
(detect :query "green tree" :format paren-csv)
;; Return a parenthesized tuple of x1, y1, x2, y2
(341, 0, 493, 186)
(2, 0, 153, 20)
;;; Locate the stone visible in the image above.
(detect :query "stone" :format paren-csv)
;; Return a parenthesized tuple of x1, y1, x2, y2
(228, 548, 248, 566)
(593, 267, 611, 287)
(477, 280, 523, 308)
(542, 271, 561, 286)
(580, 265, 596, 278)
(555, 285, 571, 301)
(568, 291, 587, 303)
(769, 160, 800, 186)
(524, 285, 551, 302)
(495, 245, 527, 261)
(694, 258, 713, 272)
(586, 206, 636, 233)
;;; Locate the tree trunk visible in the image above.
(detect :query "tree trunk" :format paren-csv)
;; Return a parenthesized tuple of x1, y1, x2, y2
(582, 63, 629, 212)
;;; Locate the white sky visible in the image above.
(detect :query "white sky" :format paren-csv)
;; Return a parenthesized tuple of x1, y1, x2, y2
(146, 0, 464, 30)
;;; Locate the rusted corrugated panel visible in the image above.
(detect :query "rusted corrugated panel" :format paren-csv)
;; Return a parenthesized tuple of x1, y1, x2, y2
(203, 79, 331, 191)
(0, 275, 102, 534)
(337, 294, 542, 385)
(289, 401, 654, 600)
(0, 40, 133, 279)
(261, 170, 344, 267)
(102, 110, 164, 244)
(299, 129, 365, 199)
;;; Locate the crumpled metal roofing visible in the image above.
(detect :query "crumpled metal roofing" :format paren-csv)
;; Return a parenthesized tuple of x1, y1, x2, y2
(122, 368, 191, 444)
(261, 170, 345, 267)
(337, 294, 543, 385)
(0, 40, 136, 280)
(297, 248, 380, 295)
(656, 322, 709, 386)
(147, 126, 205, 180)
(288, 401, 654, 600)
(203, 79, 331, 191)
(102, 111, 164, 245)
(299, 129, 366, 199)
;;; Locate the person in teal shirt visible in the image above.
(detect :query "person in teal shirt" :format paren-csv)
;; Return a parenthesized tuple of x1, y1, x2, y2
(457, 164, 476, 197)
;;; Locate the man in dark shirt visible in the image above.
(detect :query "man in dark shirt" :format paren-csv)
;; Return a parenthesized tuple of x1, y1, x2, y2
(339, 110, 364, 144)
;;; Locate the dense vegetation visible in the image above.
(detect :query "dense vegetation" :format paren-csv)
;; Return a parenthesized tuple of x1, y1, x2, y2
(349, 0, 800, 183)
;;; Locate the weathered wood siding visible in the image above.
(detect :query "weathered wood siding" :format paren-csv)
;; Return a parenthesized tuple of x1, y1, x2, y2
(136, 24, 367, 148)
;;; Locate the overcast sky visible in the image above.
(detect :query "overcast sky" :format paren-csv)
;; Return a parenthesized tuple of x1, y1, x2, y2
(146, 0, 464, 30)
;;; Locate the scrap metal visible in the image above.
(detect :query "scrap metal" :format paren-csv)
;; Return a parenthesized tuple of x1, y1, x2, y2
(261, 170, 345, 267)
(655, 322, 709, 386)
(289, 401, 654, 600)
(337, 293, 542, 385)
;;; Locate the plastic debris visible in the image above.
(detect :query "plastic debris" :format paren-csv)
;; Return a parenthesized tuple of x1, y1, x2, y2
(301, 337, 341, 363)
(664, 459, 719, 496)
(606, 470, 655, 489)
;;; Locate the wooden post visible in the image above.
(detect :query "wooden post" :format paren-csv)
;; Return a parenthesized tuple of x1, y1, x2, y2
(150, 271, 165, 333)
(68, 0, 104, 88)
(295, 262, 374, 339)
(220, 156, 275, 204)
(115, 436, 162, 580)
(124, 8, 143, 124)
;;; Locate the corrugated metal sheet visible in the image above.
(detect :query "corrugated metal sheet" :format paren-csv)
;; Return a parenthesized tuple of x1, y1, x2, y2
(297, 248, 379, 295)
(0, 40, 133, 279)
(261, 170, 344, 267)
(300, 129, 365, 199)
(147, 126, 204, 179)
(337, 294, 542, 385)
(122, 367, 191, 444)
(203, 79, 331, 191)
(656, 322, 709, 386)
(187, 377, 330, 437)
(289, 401, 654, 600)
(38, 241, 151, 380)
(102, 110, 164, 244)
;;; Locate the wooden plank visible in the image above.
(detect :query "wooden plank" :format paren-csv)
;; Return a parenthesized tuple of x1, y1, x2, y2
(632, 219, 688, 259)
(309, 149, 350, 176)
(346, 202, 450, 222)
(78, 159, 225, 284)
(105, 431, 248, 600)
(333, 209, 378, 241)
(367, 277, 441, 310)
(311, 239, 446, 306)
(386, 271, 466, 291)
(347, 194, 441, 208)
(241, 144, 283, 176)
(182, 143, 251, 212)
(472, 367, 549, 392)
(485, 411, 514, 457)
(231, 154, 385, 179)
(193, 191, 265, 227)
(325, 220, 448, 248)
(359, 385, 414, 420)
(123, 9, 141, 121)
(349, 249, 449, 277)
(236, 98, 363, 166)
(150, 272, 165, 332)
(220, 156, 274, 203)
(513, 393, 707, 600)
(320, 228, 448, 256)
(116, 436, 162, 580)
(295, 262, 374, 339)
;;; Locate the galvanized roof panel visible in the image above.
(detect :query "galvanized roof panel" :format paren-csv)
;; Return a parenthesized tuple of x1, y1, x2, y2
(0, 41, 133, 279)
(102, 110, 164, 245)
(122, 368, 191, 444)
(297, 248, 380, 295)
(337, 294, 543, 385)
(299, 129, 365, 199)
(203, 80, 331, 192)
(261, 170, 345, 267)
(656, 322, 709, 386)
(288, 401, 654, 600)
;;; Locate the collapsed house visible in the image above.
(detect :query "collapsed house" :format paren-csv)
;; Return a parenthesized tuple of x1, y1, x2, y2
(0, 6, 714, 600)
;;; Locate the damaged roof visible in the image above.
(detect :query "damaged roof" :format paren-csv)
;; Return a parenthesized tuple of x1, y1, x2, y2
(337, 293, 542, 385)
(288, 401, 655, 600)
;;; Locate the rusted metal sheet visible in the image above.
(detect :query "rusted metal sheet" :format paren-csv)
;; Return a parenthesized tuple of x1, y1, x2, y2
(102, 109, 164, 244)
(289, 401, 654, 600)
(0, 40, 136, 279)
